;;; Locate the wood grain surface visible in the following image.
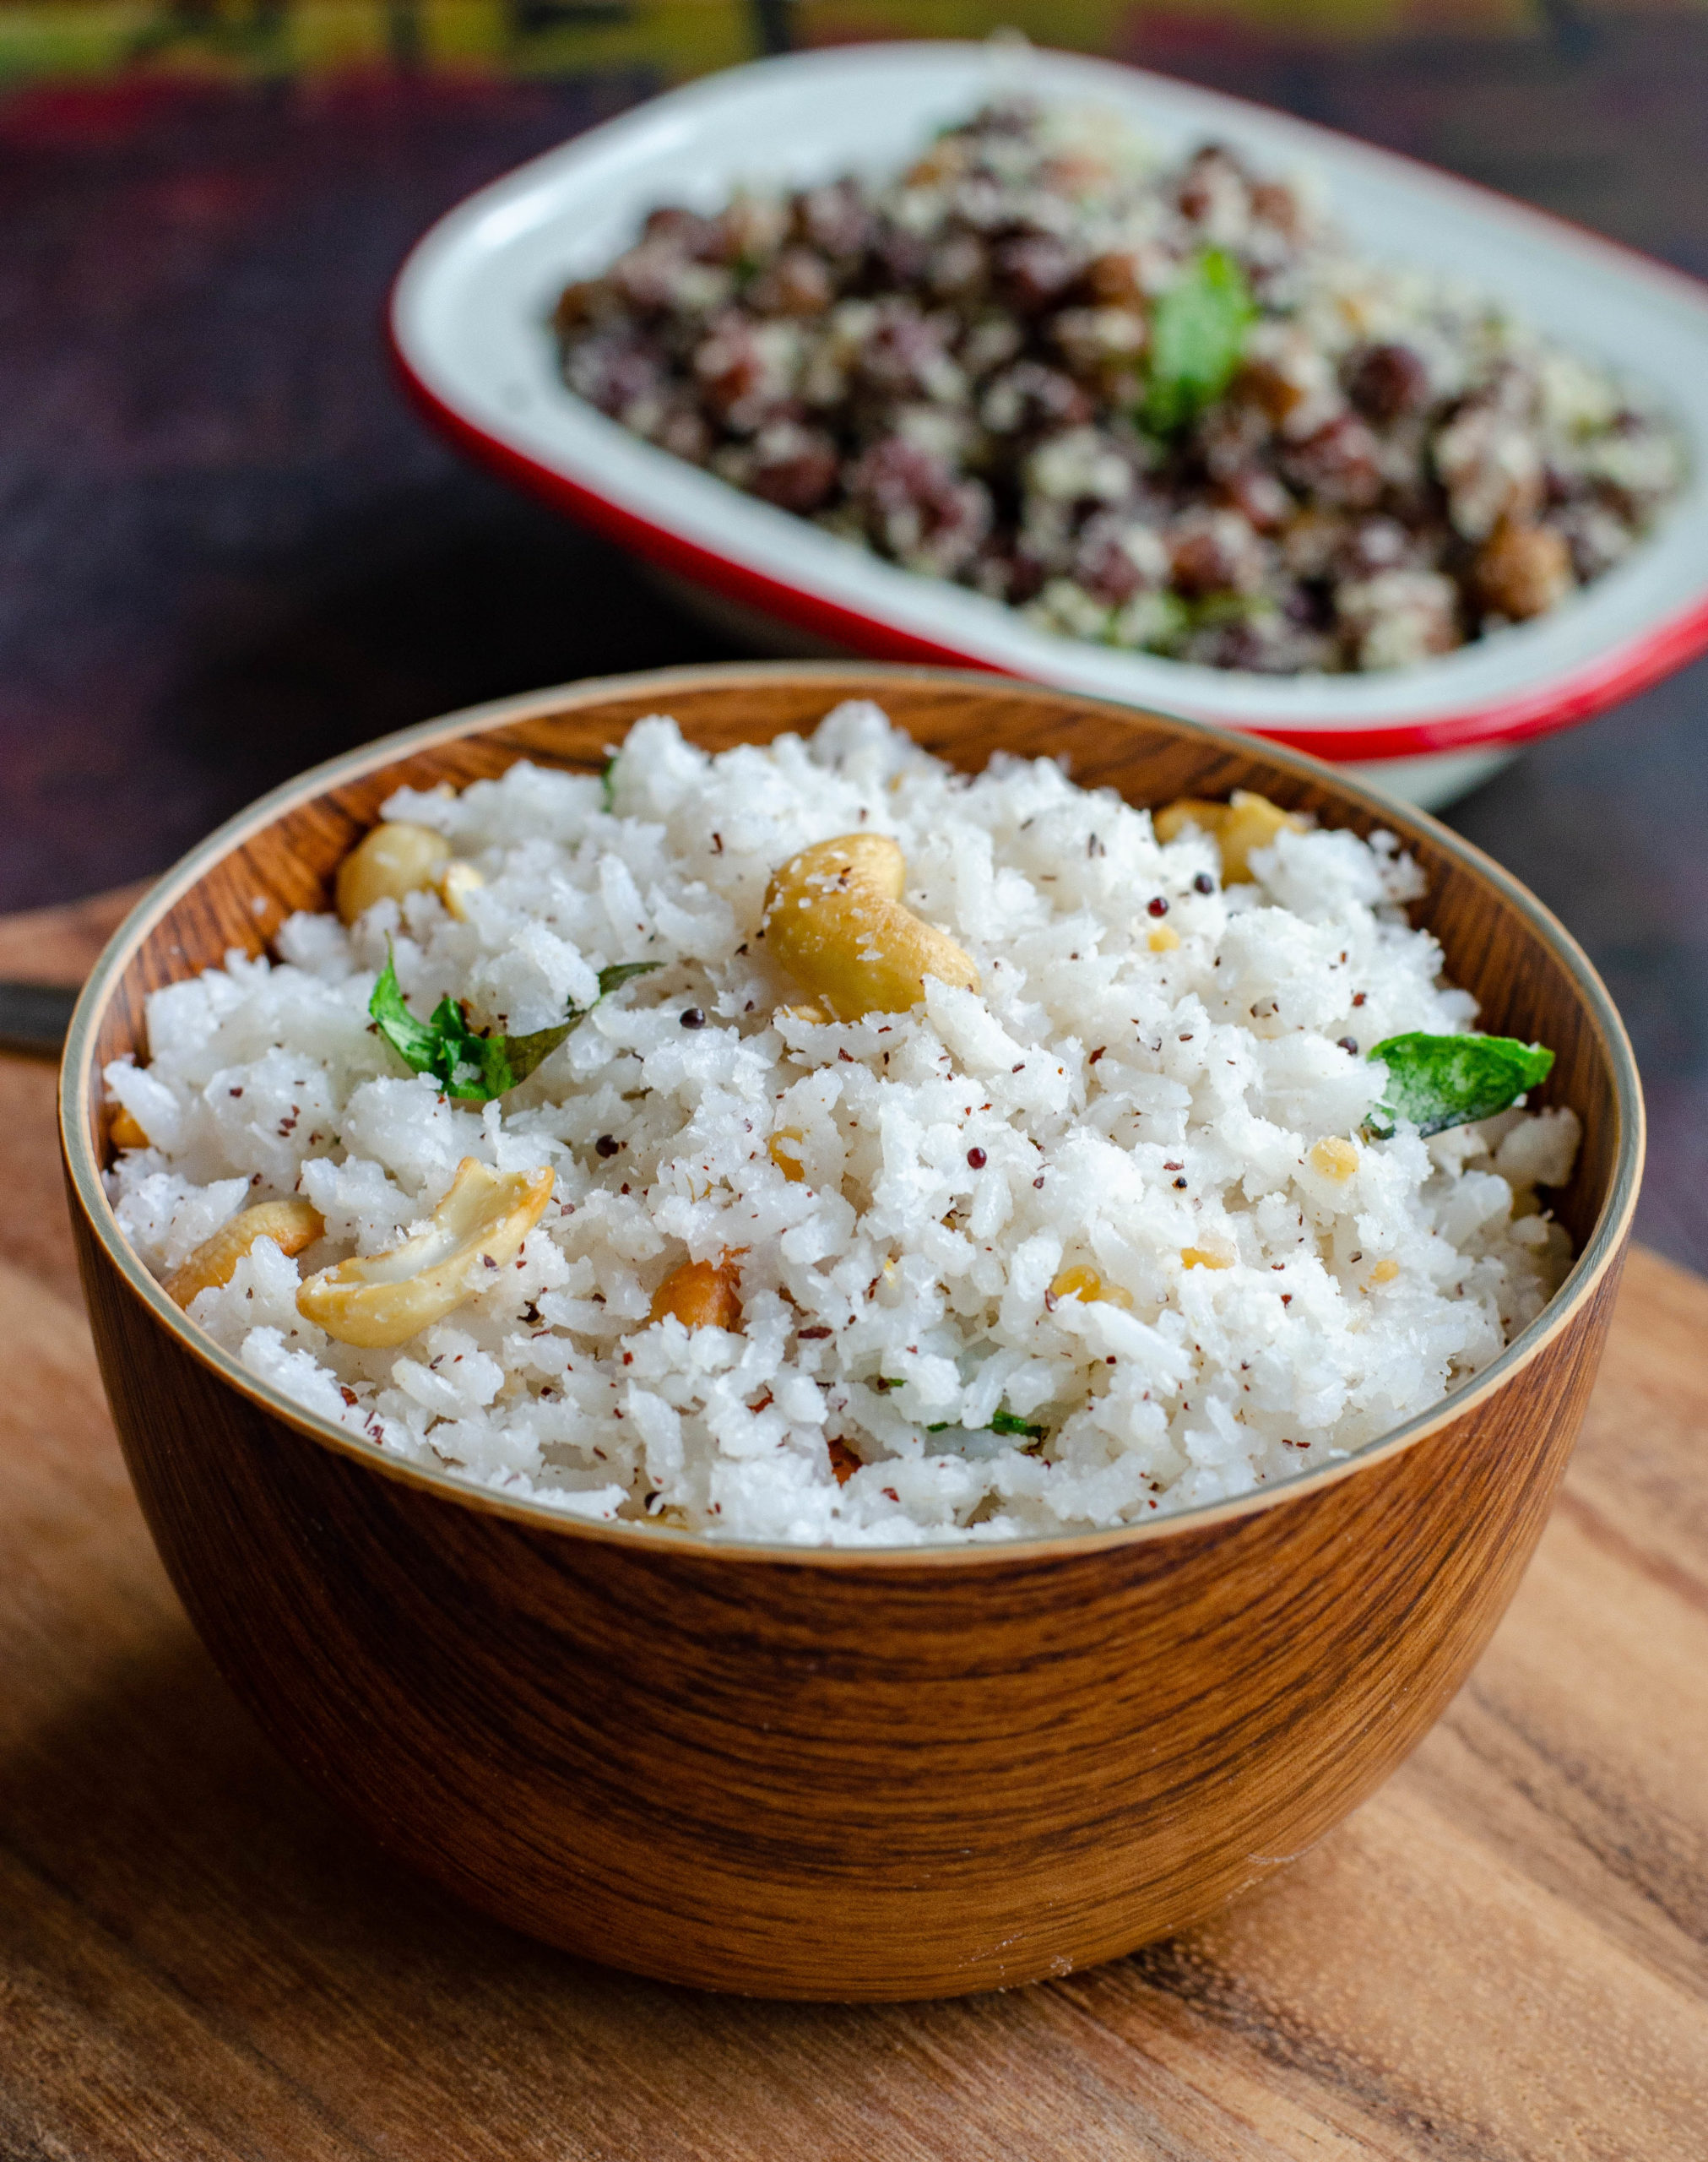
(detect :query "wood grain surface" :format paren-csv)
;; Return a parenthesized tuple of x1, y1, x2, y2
(61, 669, 1640, 1999)
(4, 885, 1705, 2154)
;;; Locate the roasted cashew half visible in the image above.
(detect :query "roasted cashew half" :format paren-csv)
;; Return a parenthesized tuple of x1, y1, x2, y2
(335, 821, 453, 924)
(165, 1198, 326, 1307)
(1153, 790, 1305, 884)
(297, 1156, 553, 1349)
(761, 833, 979, 1021)
(649, 1252, 744, 1332)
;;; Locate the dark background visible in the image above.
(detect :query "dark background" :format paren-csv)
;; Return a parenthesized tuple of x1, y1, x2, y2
(1, 3, 1703, 1265)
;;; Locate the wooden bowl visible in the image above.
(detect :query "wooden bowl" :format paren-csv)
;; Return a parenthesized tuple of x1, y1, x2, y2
(62, 665, 1642, 2002)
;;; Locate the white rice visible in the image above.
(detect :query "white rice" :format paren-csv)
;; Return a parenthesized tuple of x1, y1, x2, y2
(106, 701, 1579, 1545)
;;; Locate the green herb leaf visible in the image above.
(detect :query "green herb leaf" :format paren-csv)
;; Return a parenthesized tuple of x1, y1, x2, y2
(1367, 1031, 1555, 1139)
(919, 1405, 1046, 1442)
(1141, 247, 1255, 437)
(369, 950, 445, 1076)
(596, 961, 661, 997)
(989, 1408, 1046, 1441)
(599, 755, 618, 813)
(369, 944, 659, 1102)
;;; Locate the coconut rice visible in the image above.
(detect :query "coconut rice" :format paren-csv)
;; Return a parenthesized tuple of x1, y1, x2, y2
(105, 702, 1580, 1546)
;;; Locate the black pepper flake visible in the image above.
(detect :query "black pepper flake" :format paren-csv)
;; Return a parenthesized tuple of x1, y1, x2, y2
(1033, 1174, 1045, 1189)
(967, 1147, 988, 1170)
(1147, 896, 1169, 917)
(680, 1007, 706, 1029)
(1174, 1176, 1188, 1190)
(1338, 1036, 1359, 1053)
(595, 1134, 621, 1158)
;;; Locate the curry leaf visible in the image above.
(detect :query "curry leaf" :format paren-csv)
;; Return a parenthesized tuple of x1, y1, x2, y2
(1367, 1031, 1555, 1139)
(600, 755, 618, 813)
(596, 960, 664, 996)
(499, 963, 663, 1087)
(369, 947, 659, 1102)
(1141, 247, 1255, 437)
(369, 952, 445, 1076)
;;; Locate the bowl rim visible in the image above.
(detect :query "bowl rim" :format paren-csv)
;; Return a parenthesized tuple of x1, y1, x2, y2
(61, 661, 1646, 1567)
(387, 37, 1708, 767)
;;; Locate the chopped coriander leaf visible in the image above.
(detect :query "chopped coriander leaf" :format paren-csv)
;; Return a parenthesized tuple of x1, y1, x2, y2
(1366, 1031, 1555, 1139)
(1141, 248, 1255, 437)
(599, 755, 618, 813)
(924, 1407, 1048, 1442)
(369, 946, 659, 1102)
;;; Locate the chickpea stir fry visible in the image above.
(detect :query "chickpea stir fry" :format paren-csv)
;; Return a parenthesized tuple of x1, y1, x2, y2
(554, 102, 1683, 675)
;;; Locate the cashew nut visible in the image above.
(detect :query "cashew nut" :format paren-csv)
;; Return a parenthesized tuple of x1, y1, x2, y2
(1154, 790, 1305, 884)
(1047, 1264, 1133, 1310)
(1179, 1247, 1233, 1272)
(296, 1157, 553, 1348)
(109, 1102, 150, 1152)
(439, 860, 484, 921)
(649, 1253, 743, 1332)
(334, 821, 453, 925)
(768, 1131, 807, 1183)
(762, 833, 979, 1021)
(165, 1198, 326, 1308)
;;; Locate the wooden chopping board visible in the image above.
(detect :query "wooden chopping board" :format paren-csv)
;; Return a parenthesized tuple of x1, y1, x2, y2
(3, 894, 1705, 2161)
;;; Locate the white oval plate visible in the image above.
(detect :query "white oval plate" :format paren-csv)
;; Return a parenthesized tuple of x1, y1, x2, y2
(391, 40, 1708, 801)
